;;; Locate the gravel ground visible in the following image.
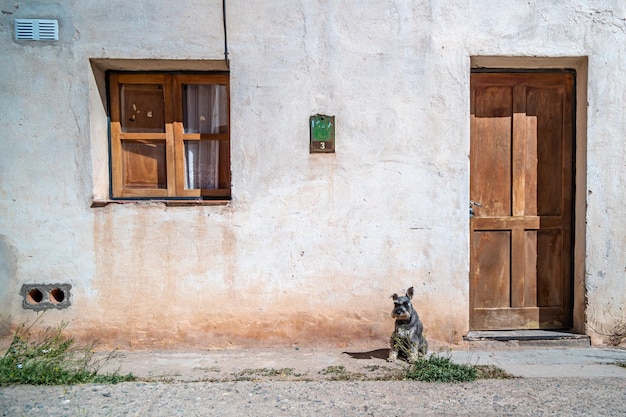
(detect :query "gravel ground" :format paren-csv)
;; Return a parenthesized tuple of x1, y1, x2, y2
(2, 346, 625, 416)
(1, 378, 625, 416)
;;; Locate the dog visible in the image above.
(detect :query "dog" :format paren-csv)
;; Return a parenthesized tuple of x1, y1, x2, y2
(387, 286, 428, 363)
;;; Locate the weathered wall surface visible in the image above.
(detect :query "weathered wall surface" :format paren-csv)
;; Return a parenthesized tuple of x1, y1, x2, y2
(0, 1, 624, 348)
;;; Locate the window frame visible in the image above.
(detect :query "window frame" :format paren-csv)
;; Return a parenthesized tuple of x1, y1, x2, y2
(107, 71, 231, 201)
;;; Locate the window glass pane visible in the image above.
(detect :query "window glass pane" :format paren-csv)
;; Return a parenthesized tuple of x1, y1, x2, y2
(184, 140, 219, 189)
(183, 84, 228, 134)
(120, 84, 165, 133)
(122, 140, 167, 189)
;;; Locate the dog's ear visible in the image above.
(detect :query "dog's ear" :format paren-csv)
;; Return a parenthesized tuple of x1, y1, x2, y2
(391, 293, 399, 300)
(406, 287, 414, 299)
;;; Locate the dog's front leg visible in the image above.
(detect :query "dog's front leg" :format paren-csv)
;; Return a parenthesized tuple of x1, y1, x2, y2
(387, 334, 399, 362)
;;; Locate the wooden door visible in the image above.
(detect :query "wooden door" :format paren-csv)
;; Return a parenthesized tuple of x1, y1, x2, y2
(470, 72, 574, 330)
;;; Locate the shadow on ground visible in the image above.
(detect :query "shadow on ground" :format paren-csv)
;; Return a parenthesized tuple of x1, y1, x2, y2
(342, 349, 390, 360)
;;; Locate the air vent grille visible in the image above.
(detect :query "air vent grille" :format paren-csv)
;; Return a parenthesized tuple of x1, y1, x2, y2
(15, 19, 58, 41)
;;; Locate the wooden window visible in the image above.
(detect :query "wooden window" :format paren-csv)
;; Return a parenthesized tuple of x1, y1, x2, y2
(108, 73, 230, 200)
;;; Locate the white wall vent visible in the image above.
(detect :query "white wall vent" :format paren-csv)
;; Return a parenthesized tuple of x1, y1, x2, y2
(15, 19, 59, 41)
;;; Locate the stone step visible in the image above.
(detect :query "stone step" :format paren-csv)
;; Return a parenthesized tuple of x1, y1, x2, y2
(464, 330, 591, 347)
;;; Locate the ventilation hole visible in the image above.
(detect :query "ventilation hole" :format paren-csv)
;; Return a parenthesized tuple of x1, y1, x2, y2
(26, 288, 44, 304)
(14, 19, 59, 41)
(49, 288, 65, 304)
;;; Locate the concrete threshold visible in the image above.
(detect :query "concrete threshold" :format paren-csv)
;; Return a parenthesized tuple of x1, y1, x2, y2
(464, 330, 591, 347)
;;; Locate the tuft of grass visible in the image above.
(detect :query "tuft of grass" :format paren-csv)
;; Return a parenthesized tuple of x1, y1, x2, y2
(236, 368, 298, 378)
(406, 355, 478, 382)
(606, 321, 626, 346)
(231, 367, 307, 382)
(404, 354, 478, 383)
(616, 361, 626, 368)
(0, 317, 134, 386)
(403, 354, 513, 383)
(475, 364, 514, 379)
(319, 365, 346, 375)
(391, 334, 428, 362)
(319, 365, 367, 381)
(590, 305, 626, 347)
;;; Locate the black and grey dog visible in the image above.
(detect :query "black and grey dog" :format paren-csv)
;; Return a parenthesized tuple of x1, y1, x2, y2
(387, 287, 428, 363)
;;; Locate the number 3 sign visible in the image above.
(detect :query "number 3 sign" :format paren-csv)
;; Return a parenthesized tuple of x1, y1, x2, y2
(310, 115, 335, 153)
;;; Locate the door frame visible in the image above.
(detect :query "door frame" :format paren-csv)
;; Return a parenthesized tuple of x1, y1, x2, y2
(470, 57, 588, 334)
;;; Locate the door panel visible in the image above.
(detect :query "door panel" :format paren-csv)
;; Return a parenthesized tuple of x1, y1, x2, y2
(470, 72, 574, 330)
(472, 231, 511, 308)
(472, 85, 513, 218)
(537, 230, 563, 306)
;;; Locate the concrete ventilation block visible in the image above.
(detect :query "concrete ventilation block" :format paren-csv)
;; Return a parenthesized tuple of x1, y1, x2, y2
(21, 284, 71, 310)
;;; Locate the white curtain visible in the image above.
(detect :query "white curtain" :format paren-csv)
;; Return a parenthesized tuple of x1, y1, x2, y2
(183, 84, 227, 189)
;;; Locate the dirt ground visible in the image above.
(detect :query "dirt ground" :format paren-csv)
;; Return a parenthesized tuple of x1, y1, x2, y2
(1, 378, 625, 416)
(2, 345, 626, 416)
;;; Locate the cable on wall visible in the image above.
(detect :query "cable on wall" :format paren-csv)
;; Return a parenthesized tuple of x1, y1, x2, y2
(222, 0, 229, 66)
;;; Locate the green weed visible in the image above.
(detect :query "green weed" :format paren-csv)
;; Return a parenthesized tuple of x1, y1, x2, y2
(319, 365, 367, 381)
(404, 354, 478, 383)
(0, 316, 134, 386)
(236, 367, 298, 378)
(475, 364, 514, 379)
(231, 367, 307, 381)
(403, 354, 513, 383)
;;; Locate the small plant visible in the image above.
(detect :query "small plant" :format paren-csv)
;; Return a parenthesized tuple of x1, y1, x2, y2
(0, 316, 134, 386)
(403, 353, 513, 383)
(234, 368, 298, 378)
(231, 367, 307, 382)
(319, 365, 367, 381)
(606, 320, 626, 346)
(590, 304, 626, 347)
(391, 334, 427, 362)
(404, 354, 478, 383)
(474, 364, 514, 379)
(319, 365, 346, 375)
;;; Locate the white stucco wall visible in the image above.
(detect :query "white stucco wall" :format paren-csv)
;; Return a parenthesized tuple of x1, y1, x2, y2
(0, 0, 624, 348)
